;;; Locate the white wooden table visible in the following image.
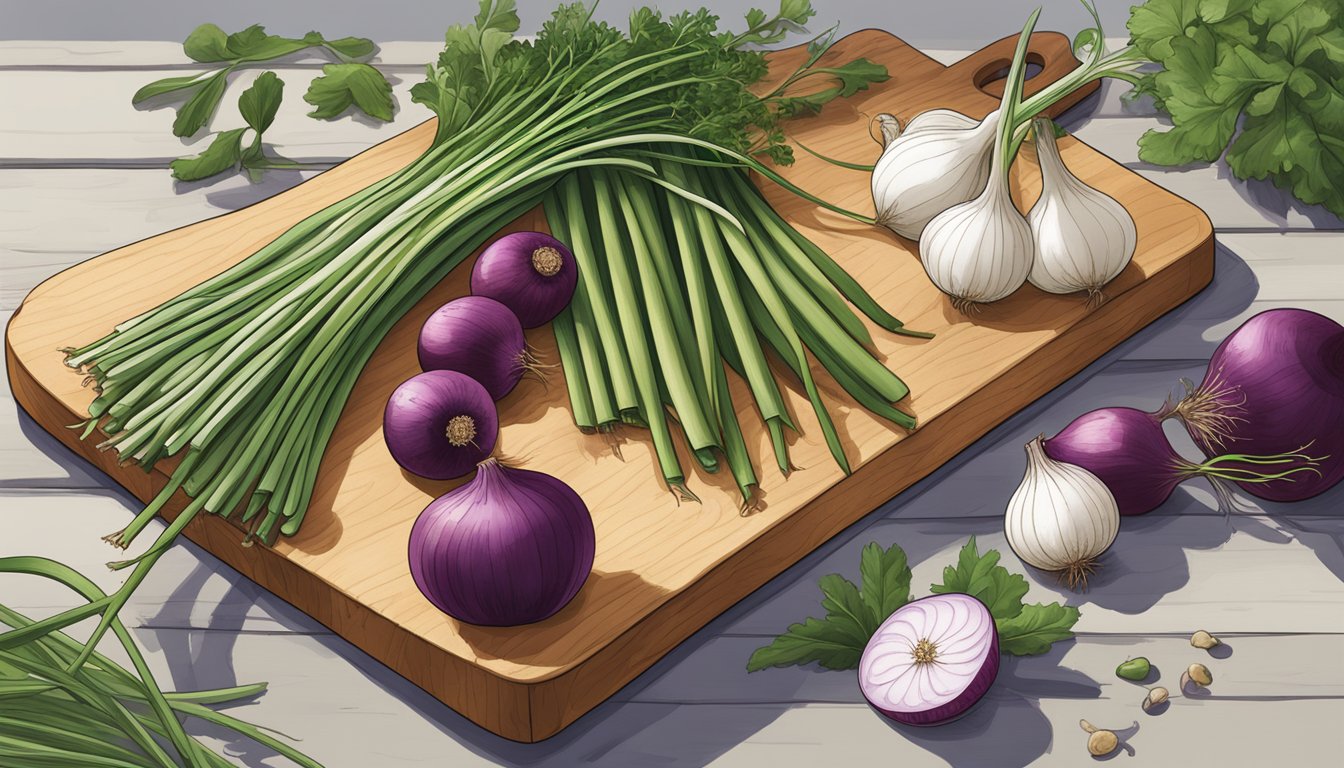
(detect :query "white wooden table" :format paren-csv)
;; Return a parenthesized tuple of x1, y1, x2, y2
(3, 40, 1342, 767)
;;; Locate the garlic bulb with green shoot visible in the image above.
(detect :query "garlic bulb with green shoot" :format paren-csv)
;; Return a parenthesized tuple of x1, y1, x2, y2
(1005, 435, 1120, 590)
(870, 108, 998, 240)
(918, 9, 1040, 312)
(1026, 117, 1136, 303)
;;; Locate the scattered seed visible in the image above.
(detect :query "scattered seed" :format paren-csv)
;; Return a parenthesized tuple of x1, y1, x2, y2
(1191, 630, 1220, 650)
(1142, 686, 1169, 712)
(1181, 662, 1213, 690)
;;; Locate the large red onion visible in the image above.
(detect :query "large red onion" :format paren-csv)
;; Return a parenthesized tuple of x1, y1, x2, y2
(1170, 308, 1344, 501)
(859, 593, 999, 726)
(383, 370, 498, 480)
(408, 459, 595, 626)
(417, 296, 535, 400)
(470, 231, 578, 328)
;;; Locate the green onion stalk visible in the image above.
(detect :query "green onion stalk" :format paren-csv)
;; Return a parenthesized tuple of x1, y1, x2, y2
(1, 5, 925, 758)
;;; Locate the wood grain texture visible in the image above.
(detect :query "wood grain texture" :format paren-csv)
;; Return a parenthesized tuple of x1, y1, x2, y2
(4, 30, 1213, 741)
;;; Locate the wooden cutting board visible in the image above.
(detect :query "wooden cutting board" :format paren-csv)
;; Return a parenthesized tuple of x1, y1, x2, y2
(5, 30, 1213, 742)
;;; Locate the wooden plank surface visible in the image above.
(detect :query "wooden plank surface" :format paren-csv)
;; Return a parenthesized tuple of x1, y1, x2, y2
(2, 31, 1340, 766)
(6, 27, 1219, 741)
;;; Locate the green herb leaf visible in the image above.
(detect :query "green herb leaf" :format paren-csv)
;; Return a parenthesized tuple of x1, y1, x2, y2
(225, 24, 312, 61)
(996, 603, 1081, 656)
(324, 36, 378, 60)
(745, 616, 866, 672)
(183, 23, 232, 62)
(746, 543, 911, 672)
(132, 70, 222, 104)
(817, 573, 875, 643)
(1128, 0, 1344, 218)
(857, 541, 911, 630)
(238, 72, 284, 135)
(929, 536, 1029, 621)
(171, 68, 231, 137)
(170, 128, 246, 181)
(304, 63, 394, 121)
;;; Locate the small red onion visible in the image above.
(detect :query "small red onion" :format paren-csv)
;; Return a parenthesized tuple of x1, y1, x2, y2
(1044, 406, 1325, 516)
(418, 296, 534, 400)
(470, 231, 577, 328)
(1170, 308, 1344, 501)
(859, 593, 999, 726)
(383, 370, 497, 480)
(1043, 407, 1182, 516)
(408, 459, 595, 626)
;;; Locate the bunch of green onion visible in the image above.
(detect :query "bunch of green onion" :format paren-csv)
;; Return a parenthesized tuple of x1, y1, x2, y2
(549, 151, 927, 504)
(0, 558, 320, 768)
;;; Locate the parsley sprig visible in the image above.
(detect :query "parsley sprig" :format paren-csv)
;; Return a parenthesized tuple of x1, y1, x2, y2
(1127, 0, 1344, 218)
(747, 537, 1081, 672)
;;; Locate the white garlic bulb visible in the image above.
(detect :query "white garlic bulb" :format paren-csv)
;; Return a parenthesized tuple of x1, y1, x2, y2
(917, 150, 1035, 312)
(1027, 118, 1137, 301)
(870, 108, 999, 240)
(1005, 436, 1120, 590)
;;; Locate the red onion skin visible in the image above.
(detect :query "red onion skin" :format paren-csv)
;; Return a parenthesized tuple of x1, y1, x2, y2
(860, 593, 1000, 726)
(408, 460, 595, 626)
(1179, 309, 1344, 501)
(418, 296, 528, 400)
(1043, 407, 1184, 516)
(383, 371, 498, 480)
(470, 231, 578, 329)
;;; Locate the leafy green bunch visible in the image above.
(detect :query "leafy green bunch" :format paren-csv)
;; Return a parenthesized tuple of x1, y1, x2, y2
(409, 0, 886, 165)
(137, 23, 395, 181)
(1129, 0, 1344, 218)
(747, 537, 1081, 672)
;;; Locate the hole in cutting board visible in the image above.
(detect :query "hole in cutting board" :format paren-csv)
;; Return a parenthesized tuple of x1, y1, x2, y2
(974, 53, 1045, 98)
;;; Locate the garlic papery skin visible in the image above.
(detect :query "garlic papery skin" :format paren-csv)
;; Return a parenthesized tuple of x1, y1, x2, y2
(1005, 436, 1120, 590)
(870, 108, 998, 240)
(1027, 118, 1137, 301)
(918, 169, 1035, 312)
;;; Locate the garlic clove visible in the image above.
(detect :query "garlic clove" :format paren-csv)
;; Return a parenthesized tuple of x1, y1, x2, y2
(918, 180, 1035, 311)
(1004, 436, 1120, 590)
(1191, 630, 1220, 649)
(1026, 118, 1137, 301)
(871, 109, 998, 239)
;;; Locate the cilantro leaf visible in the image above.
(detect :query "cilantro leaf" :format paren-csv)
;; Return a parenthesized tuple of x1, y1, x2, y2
(746, 616, 866, 672)
(1127, 0, 1200, 60)
(996, 603, 1081, 656)
(1127, 0, 1344, 219)
(238, 72, 284, 135)
(304, 63, 394, 121)
(747, 542, 911, 672)
(183, 23, 232, 63)
(857, 541, 911, 629)
(323, 36, 378, 60)
(133, 70, 224, 104)
(225, 25, 312, 61)
(170, 128, 246, 181)
(817, 574, 878, 643)
(930, 536, 1029, 620)
(172, 68, 230, 137)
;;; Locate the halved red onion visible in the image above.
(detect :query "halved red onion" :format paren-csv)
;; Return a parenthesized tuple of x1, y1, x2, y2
(859, 593, 999, 726)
